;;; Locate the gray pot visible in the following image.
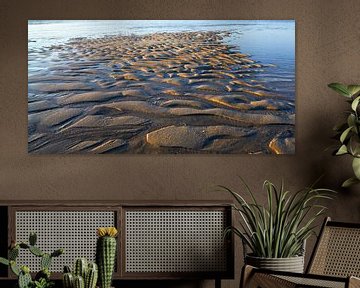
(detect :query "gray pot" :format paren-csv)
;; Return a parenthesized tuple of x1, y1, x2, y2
(245, 254, 305, 273)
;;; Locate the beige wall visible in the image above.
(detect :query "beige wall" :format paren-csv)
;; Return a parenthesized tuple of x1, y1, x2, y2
(1, 0, 360, 287)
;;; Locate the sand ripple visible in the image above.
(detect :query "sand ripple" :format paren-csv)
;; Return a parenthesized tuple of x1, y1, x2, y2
(28, 31, 295, 154)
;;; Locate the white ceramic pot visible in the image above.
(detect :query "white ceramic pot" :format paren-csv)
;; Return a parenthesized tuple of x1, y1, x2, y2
(245, 254, 305, 273)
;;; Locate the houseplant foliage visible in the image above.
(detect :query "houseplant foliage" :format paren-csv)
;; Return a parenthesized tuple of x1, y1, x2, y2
(0, 232, 63, 288)
(221, 179, 334, 259)
(328, 83, 360, 187)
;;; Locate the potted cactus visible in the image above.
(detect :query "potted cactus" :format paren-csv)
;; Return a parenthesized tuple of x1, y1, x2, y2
(62, 258, 98, 288)
(96, 227, 118, 288)
(0, 232, 64, 288)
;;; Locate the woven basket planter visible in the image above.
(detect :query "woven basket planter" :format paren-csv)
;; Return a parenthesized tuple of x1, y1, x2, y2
(245, 254, 305, 273)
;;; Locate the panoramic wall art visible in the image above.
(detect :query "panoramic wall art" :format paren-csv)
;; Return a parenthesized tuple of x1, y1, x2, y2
(28, 20, 295, 154)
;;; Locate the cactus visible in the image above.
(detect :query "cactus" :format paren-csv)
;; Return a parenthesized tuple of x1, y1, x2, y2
(29, 245, 44, 257)
(35, 268, 51, 282)
(41, 253, 52, 270)
(85, 263, 98, 288)
(10, 260, 20, 276)
(96, 227, 118, 288)
(29, 232, 37, 246)
(0, 232, 63, 288)
(0, 257, 9, 266)
(51, 248, 64, 258)
(63, 272, 74, 288)
(18, 267, 32, 288)
(74, 275, 85, 288)
(9, 246, 19, 260)
(63, 260, 98, 288)
(74, 258, 88, 279)
(19, 243, 30, 249)
(64, 265, 72, 273)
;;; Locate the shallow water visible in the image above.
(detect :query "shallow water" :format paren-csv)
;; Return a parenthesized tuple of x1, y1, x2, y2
(29, 20, 295, 98)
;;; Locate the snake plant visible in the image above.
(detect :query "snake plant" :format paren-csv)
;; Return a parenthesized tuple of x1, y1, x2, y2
(328, 83, 360, 187)
(221, 179, 335, 258)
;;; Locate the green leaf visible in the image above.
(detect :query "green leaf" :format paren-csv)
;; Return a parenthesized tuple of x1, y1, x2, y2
(351, 96, 360, 111)
(347, 85, 360, 97)
(349, 135, 360, 156)
(352, 157, 360, 179)
(347, 114, 356, 127)
(336, 145, 348, 155)
(328, 83, 351, 97)
(340, 126, 352, 143)
(342, 177, 360, 188)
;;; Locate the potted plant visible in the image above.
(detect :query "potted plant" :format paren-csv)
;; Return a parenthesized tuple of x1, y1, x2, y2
(221, 179, 334, 273)
(328, 83, 360, 187)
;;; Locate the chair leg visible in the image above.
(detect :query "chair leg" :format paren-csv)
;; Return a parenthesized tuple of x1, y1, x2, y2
(215, 278, 221, 288)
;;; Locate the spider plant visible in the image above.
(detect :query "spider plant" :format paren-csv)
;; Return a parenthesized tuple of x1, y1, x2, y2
(221, 179, 335, 258)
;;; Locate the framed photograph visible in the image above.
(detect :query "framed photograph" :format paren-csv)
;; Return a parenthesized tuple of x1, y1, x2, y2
(28, 20, 295, 154)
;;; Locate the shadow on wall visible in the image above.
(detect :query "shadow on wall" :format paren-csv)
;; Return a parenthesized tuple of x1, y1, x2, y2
(304, 103, 360, 220)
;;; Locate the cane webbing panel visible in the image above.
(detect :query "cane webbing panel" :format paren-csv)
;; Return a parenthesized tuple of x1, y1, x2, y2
(309, 226, 360, 277)
(15, 211, 115, 272)
(277, 275, 345, 288)
(125, 210, 227, 273)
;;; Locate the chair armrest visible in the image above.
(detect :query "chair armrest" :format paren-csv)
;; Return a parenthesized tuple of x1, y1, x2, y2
(240, 265, 349, 288)
(240, 265, 296, 288)
(349, 276, 360, 288)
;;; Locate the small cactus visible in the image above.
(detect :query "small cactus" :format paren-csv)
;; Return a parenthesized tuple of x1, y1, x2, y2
(51, 248, 64, 258)
(0, 257, 9, 266)
(29, 232, 37, 246)
(96, 227, 118, 288)
(41, 253, 52, 270)
(35, 268, 50, 281)
(18, 268, 32, 288)
(10, 260, 20, 276)
(9, 246, 19, 260)
(64, 265, 72, 273)
(63, 272, 74, 288)
(29, 245, 44, 257)
(63, 260, 98, 288)
(85, 263, 98, 288)
(74, 275, 85, 288)
(74, 258, 88, 279)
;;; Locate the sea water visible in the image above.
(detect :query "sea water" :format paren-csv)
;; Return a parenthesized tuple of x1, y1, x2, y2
(28, 20, 295, 99)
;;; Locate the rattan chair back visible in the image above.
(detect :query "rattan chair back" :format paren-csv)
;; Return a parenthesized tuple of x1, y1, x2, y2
(307, 217, 360, 278)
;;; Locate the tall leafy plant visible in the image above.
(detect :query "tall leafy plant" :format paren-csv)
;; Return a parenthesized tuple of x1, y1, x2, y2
(328, 83, 360, 187)
(221, 179, 334, 258)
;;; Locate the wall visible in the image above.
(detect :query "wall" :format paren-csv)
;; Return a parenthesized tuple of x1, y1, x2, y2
(0, 0, 360, 287)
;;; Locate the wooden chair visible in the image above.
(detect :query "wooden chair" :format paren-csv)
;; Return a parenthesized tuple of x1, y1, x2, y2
(241, 217, 360, 288)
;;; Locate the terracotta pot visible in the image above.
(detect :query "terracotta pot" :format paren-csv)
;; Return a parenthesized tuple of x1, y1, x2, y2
(245, 254, 305, 273)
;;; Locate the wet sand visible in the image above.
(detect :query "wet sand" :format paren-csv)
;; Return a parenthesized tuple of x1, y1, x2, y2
(28, 31, 295, 154)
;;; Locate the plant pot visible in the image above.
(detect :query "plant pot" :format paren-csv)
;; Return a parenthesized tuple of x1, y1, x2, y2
(245, 254, 304, 273)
